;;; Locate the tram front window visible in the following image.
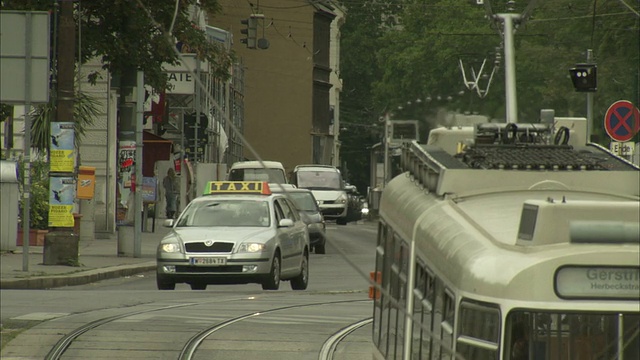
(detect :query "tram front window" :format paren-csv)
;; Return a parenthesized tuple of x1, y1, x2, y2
(505, 311, 640, 360)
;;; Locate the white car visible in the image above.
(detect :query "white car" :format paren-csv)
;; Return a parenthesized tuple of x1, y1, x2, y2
(290, 165, 349, 224)
(156, 181, 310, 291)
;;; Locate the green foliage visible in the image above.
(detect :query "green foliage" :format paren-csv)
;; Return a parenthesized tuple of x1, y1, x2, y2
(29, 91, 100, 153)
(1, 0, 232, 92)
(80, 0, 230, 91)
(339, 0, 640, 191)
(0, 104, 12, 122)
(17, 159, 50, 230)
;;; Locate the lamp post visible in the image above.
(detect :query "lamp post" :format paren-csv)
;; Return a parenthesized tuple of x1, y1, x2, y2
(383, 112, 390, 188)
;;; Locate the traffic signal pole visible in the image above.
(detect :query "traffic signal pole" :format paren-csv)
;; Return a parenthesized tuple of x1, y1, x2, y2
(586, 49, 594, 141)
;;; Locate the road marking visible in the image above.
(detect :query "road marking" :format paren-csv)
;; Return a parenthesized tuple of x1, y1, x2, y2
(12, 312, 69, 321)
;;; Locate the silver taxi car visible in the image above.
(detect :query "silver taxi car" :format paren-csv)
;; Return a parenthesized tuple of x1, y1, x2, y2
(156, 181, 310, 291)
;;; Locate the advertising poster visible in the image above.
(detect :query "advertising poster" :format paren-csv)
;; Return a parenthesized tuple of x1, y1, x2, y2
(142, 177, 157, 203)
(50, 122, 75, 172)
(118, 141, 136, 188)
(49, 176, 75, 227)
(117, 141, 136, 226)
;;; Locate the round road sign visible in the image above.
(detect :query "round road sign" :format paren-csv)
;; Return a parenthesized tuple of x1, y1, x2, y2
(604, 100, 640, 142)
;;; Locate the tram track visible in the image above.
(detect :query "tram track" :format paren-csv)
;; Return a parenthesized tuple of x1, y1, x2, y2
(43, 296, 370, 360)
(44, 296, 245, 360)
(180, 299, 369, 360)
(318, 317, 373, 360)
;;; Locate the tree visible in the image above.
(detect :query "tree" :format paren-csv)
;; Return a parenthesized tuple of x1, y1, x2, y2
(338, 0, 391, 192)
(78, 0, 232, 91)
(338, 0, 639, 193)
(29, 91, 100, 153)
(1, 0, 232, 94)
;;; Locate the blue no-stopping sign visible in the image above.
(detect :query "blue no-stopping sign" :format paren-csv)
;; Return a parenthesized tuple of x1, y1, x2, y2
(604, 100, 640, 142)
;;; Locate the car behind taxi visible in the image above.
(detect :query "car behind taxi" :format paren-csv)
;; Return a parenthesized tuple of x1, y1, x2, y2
(272, 187, 326, 254)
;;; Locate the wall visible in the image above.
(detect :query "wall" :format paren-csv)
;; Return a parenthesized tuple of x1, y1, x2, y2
(212, 0, 320, 173)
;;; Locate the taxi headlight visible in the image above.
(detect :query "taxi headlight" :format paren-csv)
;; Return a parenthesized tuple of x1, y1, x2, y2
(237, 243, 266, 253)
(337, 193, 348, 204)
(161, 243, 181, 253)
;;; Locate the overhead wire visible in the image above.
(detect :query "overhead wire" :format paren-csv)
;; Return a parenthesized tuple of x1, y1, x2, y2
(618, 0, 640, 17)
(168, 0, 180, 35)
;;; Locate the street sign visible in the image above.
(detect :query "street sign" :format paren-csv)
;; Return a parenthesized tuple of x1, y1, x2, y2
(604, 100, 640, 142)
(610, 141, 635, 156)
(0, 11, 51, 104)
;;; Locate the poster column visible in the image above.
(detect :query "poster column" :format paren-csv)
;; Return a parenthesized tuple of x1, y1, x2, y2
(49, 122, 76, 228)
(117, 140, 136, 256)
(43, 122, 79, 265)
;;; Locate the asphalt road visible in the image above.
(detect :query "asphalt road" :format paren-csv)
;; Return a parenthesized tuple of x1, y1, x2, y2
(1, 222, 378, 359)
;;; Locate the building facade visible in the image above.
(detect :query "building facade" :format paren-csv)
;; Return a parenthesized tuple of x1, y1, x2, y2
(212, 0, 344, 175)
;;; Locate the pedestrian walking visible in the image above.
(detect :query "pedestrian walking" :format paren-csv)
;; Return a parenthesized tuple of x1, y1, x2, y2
(163, 168, 178, 218)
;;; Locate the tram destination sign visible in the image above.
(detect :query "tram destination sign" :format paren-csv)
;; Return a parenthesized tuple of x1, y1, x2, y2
(555, 266, 640, 300)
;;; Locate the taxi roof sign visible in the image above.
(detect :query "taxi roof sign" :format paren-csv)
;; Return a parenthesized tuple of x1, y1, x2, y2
(204, 181, 271, 195)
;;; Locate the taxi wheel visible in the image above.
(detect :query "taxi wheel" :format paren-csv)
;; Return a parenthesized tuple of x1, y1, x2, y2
(190, 283, 207, 290)
(290, 253, 309, 290)
(156, 274, 176, 290)
(262, 253, 281, 290)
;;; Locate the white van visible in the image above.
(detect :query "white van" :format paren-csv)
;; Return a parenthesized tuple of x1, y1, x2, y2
(227, 161, 288, 184)
(291, 165, 348, 225)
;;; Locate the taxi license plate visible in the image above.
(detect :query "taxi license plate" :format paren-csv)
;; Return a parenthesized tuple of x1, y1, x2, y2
(190, 257, 227, 266)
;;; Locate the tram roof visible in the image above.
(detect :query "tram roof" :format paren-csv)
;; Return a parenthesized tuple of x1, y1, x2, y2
(380, 174, 640, 304)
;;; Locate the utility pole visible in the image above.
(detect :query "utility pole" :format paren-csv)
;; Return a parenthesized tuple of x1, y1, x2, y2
(586, 49, 594, 141)
(383, 113, 390, 187)
(43, 0, 79, 265)
(496, 13, 521, 124)
(116, 67, 138, 257)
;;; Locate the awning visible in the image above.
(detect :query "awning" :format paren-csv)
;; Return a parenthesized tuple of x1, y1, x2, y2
(143, 131, 172, 177)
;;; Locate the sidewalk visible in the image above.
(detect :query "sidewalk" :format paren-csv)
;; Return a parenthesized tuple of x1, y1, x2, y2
(0, 227, 171, 290)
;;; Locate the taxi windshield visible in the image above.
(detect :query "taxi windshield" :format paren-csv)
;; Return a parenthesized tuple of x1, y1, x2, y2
(176, 199, 270, 227)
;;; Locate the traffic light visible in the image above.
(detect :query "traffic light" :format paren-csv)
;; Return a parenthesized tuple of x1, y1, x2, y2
(183, 113, 209, 145)
(240, 16, 258, 49)
(569, 64, 597, 92)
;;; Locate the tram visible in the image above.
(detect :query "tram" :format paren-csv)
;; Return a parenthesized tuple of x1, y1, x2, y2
(371, 118, 640, 360)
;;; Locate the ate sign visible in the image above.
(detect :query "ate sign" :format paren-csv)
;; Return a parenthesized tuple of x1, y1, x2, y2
(167, 72, 195, 95)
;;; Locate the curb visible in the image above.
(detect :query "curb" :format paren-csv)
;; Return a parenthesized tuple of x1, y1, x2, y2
(0, 261, 157, 290)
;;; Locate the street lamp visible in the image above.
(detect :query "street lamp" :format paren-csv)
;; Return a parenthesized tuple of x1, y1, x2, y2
(383, 113, 390, 188)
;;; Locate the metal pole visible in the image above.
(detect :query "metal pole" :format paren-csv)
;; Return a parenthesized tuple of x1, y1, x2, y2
(498, 13, 521, 123)
(383, 113, 390, 187)
(22, 12, 33, 271)
(402, 229, 418, 359)
(194, 58, 201, 201)
(134, 71, 144, 257)
(586, 49, 594, 142)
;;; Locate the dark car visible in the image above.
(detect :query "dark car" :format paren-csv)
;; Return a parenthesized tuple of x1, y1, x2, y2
(273, 187, 326, 254)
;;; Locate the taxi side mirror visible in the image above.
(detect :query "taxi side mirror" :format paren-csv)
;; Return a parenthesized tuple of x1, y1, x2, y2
(163, 219, 174, 227)
(278, 218, 294, 227)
